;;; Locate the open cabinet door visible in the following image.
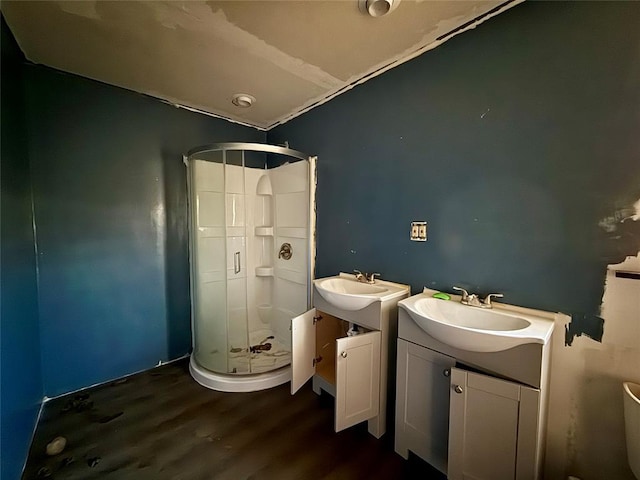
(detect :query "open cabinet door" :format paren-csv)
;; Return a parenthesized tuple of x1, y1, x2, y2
(291, 308, 317, 394)
(335, 331, 381, 432)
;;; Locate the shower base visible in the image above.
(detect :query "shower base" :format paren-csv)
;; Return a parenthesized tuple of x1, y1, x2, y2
(228, 329, 292, 374)
(189, 355, 291, 393)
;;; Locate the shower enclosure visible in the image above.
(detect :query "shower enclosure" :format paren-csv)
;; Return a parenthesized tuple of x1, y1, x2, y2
(185, 143, 316, 392)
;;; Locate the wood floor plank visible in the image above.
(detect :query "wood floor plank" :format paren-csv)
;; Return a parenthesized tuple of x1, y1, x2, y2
(22, 359, 444, 480)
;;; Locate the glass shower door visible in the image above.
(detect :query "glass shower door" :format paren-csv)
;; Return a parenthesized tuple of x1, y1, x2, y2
(224, 151, 249, 373)
(189, 150, 250, 374)
(189, 153, 228, 373)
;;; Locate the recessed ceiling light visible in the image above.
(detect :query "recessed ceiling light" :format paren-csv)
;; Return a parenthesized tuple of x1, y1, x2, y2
(232, 93, 255, 108)
(359, 0, 397, 17)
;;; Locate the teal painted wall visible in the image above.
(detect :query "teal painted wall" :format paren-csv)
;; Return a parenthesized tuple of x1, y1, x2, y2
(24, 64, 265, 397)
(269, 1, 640, 342)
(0, 17, 43, 480)
(1, 16, 264, 472)
(3, 1, 640, 476)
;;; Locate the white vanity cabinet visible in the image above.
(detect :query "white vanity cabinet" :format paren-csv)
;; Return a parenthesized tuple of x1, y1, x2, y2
(291, 309, 381, 432)
(395, 338, 455, 474)
(395, 306, 553, 480)
(292, 277, 410, 438)
(448, 367, 541, 480)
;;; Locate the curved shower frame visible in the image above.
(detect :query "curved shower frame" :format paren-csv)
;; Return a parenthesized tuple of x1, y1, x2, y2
(185, 142, 316, 392)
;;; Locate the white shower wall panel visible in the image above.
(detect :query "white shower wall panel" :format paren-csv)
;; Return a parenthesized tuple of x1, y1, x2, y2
(253, 236, 273, 269)
(254, 277, 273, 311)
(273, 279, 306, 349)
(243, 167, 268, 336)
(225, 193, 245, 227)
(194, 160, 224, 191)
(197, 237, 225, 279)
(270, 161, 309, 194)
(227, 277, 248, 348)
(275, 192, 308, 228)
(255, 194, 272, 227)
(198, 192, 225, 227)
(271, 308, 293, 349)
(225, 163, 244, 194)
(274, 279, 307, 314)
(275, 237, 307, 274)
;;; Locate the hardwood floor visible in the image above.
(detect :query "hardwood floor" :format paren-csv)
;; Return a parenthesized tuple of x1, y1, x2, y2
(23, 359, 444, 480)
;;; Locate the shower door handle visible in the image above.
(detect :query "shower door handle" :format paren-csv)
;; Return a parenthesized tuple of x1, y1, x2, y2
(234, 251, 241, 274)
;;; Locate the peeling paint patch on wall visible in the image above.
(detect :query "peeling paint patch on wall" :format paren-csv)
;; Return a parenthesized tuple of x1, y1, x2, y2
(548, 251, 640, 480)
(564, 197, 640, 346)
(598, 198, 640, 233)
(601, 252, 640, 348)
(599, 196, 640, 273)
(564, 314, 604, 346)
(608, 251, 640, 273)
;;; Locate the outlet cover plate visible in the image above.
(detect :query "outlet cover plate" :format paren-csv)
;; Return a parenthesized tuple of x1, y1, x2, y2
(411, 221, 427, 241)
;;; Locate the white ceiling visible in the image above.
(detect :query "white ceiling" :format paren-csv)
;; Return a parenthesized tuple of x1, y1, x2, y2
(2, 0, 519, 130)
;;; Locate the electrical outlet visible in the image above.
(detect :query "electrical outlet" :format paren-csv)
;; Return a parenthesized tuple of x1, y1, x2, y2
(411, 221, 427, 241)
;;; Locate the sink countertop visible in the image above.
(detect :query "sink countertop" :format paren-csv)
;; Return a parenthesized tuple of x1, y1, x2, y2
(399, 288, 555, 351)
(315, 272, 410, 302)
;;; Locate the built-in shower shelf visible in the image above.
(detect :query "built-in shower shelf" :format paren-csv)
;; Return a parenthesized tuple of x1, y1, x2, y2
(255, 226, 274, 236)
(256, 175, 273, 196)
(255, 266, 275, 277)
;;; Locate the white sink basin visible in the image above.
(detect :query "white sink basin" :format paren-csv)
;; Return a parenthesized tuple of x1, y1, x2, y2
(399, 289, 555, 352)
(314, 273, 408, 311)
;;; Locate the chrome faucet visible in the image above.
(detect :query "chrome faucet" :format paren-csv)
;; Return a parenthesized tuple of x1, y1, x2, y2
(483, 293, 504, 308)
(365, 272, 380, 284)
(353, 270, 380, 284)
(453, 286, 503, 309)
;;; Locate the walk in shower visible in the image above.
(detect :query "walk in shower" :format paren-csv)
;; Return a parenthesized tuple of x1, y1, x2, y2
(186, 143, 316, 392)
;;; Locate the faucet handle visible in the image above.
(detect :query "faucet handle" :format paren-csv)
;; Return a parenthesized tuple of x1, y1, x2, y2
(353, 270, 364, 280)
(452, 286, 469, 300)
(483, 293, 504, 308)
(366, 273, 381, 283)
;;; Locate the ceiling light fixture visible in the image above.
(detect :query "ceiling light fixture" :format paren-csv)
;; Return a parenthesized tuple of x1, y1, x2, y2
(232, 93, 255, 108)
(359, 0, 396, 18)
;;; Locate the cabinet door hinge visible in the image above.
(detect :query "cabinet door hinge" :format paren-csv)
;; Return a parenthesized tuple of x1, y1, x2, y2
(313, 356, 323, 366)
(313, 315, 323, 324)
